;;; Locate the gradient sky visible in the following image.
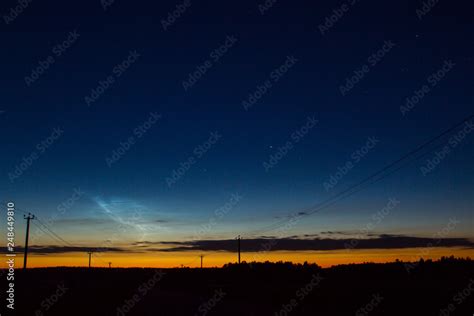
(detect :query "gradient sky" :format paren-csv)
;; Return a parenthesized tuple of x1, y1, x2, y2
(1, 0, 473, 267)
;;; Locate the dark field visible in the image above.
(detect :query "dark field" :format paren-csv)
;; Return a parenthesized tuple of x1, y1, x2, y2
(3, 258, 474, 316)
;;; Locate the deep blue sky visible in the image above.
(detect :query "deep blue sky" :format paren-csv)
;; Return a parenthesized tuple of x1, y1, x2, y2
(1, 0, 473, 246)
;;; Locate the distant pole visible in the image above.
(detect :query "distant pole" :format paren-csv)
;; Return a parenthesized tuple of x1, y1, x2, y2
(200, 255, 204, 269)
(237, 235, 241, 264)
(23, 213, 35, 269)
(87, 252, 92, 268)
(108, 262, 112, 268)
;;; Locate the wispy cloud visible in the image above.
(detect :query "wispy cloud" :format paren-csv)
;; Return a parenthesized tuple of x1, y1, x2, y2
(92, 196, 158, 240)
(54, 218, 111, 225)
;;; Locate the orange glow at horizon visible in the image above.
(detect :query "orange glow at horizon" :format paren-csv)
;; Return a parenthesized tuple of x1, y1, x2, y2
(4, 247, 473, 269)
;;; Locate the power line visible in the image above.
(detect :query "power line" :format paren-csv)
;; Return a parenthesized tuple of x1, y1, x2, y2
(246, 113, 474, 237)
(180, 256, 200, 267)
(23, 208, 111, 267)
(15, 206, 75, 248)
(254, 139, 449, 237)
(10, 207, 68, 244)
(31, 221, 68, 246)
(304, 114, 474, 215)
(301, 138, 450, 217)
(33, 218, 106, 268)
(35, 217, 74, 247)
(7, 113, 474, 266)
(36, 219, 110, 266)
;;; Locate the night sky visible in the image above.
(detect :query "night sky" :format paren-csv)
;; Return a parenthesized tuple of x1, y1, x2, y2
(1, 0, 473, 267)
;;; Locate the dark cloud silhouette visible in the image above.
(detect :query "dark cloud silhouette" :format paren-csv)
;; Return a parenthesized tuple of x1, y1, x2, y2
(5, 246, 127, 254)
(151, 235, 474, 252)
(7, 235, 473, 255)
(302, 234, 320, 238)
(319, 231, 352, 235)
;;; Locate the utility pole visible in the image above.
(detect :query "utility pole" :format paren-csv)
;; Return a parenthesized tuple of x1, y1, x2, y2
(200, 255, 204, 269)
(108, 262, 112, 268)
(87, 252, 92, 268)
(23, 213, 35, 270)
(237, 235, 241, 264)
